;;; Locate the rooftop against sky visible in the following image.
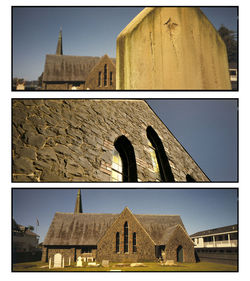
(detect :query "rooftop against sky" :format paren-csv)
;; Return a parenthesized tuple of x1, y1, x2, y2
(12, 6, 237, 81)
(12, 188, 238, 243)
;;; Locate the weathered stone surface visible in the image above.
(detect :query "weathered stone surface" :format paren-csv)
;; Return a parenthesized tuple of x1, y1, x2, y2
(116, 7, 231, 90)
(12, 99, 209, 182)
(13, 157, 34, 173)
(24, 132, 46, 148)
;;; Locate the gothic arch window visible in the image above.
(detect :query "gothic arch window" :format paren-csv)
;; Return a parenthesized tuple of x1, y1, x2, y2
(98, 71, 102, 87)
(114, 135, 138, 182)
(133, 232, 137, 252)
(111, 149, 122, 181)
(124, 222, 128, 253)
(146, 126, 175, 182)
(104, 64, 107, 86)
(116, 232, 120, 253)
(186, 174, 196, 182)
(110, 71, 113, 86)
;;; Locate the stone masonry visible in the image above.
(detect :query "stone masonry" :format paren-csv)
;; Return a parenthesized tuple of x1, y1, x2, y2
(12, 99, 209, 182)
(97, 207, 156, 262)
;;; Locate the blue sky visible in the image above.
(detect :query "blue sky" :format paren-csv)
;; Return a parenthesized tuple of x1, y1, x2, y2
(12, 6, 238, 80)
(12, 188, 238, 243)
(146, 99, 238, 182)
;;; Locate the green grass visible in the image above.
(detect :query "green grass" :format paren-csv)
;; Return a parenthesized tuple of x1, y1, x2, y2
(12, 261, 237, 272)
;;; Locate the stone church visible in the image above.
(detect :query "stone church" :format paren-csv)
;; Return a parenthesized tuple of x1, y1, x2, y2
(42, 190, 196, 264)
(12, 99, 209, 182)
(42, 29, 116, 90)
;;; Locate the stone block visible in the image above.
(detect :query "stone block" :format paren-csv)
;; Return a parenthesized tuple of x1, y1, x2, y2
(116, 7, 231, 90)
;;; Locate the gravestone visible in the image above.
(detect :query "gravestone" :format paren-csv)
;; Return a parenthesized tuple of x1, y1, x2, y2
(166, 260, 175, 266)
(162, 251, 166, 262)
(54, 253, 62, 268)
(116, 7, 231, 90)
(102, 260, 109, 267)
(76, 256, 83, 267)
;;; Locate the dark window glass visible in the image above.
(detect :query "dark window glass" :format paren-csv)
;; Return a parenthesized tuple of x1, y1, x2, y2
(114, 136, 137, 182)
(104, 64, 107, 86)
(116, 232, 120, 253)
(146, 126, 174, 182)
(133, 232, 137, 252)
(124, 222, 128, 253)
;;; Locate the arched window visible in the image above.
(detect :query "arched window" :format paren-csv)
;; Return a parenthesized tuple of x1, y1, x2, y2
(110, 71, 113, 86)
(116, 232, 120, 253)
(111, 149, 122, 181)
(104, 64, 107, 86)
(124, 222, 128, 253)
(114, 136, 137, 182)
(148, 141, 161, 181)
(98, 71, 101, 87)
(146, 126, 175, 182)
(133, 232, 137, 252)
(186, 174, 196, 182)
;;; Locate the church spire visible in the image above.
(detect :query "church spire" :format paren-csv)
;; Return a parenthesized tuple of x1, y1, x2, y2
(74, 189, 83, 213)
(56, 28, 63, 55)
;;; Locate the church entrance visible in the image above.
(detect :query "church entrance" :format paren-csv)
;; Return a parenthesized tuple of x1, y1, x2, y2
(177, 245, 183, 262)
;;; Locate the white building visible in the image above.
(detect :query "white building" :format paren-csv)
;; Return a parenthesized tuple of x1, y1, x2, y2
(190, 224, 238, 249)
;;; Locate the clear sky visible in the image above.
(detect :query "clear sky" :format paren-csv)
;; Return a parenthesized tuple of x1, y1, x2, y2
(12, 188, 238, 243)
(12, 6, 238, 80)
(146, 99, 238, 182)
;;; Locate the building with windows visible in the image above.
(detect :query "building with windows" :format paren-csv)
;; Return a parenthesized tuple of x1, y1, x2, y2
(12, 99, 209, 182)
(190, 225, 238, 265)
(42, 30, 116, 90)
(42, 190, 195, 264)
(13, 219, 40, 253)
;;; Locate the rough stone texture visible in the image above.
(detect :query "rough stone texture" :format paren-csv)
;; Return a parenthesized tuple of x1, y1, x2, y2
(116, 7, 231, 90)
(42, 54, 116, 90)
(165, 225, 196, 263)
(12, 99, 209, 182)
(41, 207, 195, 263)
(97, 208, 156, 262)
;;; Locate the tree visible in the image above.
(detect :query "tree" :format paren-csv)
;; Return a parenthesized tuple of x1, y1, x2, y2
(218, 25, 237, 63)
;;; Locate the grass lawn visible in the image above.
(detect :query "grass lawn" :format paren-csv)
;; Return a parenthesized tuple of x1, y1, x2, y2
(12, 261, 237, 272)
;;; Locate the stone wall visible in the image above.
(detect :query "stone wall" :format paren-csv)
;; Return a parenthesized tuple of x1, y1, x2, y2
(42, 246, 75, 264)
(12, 99, 209, 182)
(97, 207, 156, 262)
(86, 55, 116, 90)
(116, 7, 231, 90)
(165, 226, 196, 263)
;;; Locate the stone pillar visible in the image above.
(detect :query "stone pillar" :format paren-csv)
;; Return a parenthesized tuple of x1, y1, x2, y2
(49, 257, 52, 269)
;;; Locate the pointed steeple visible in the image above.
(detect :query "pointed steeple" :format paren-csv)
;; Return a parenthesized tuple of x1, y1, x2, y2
(56, 28, 63, 55)
(74, 189, 83, 213)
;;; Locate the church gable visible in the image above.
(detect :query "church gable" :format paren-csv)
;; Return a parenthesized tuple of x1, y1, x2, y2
(165, 224, 195, 263)
(97, 207, 156, 262)
(86, 54, 116, 90)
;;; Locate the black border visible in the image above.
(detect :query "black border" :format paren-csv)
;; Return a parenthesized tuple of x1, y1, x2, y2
(11, 187, 239, 272)
(11, 6, 239, 92)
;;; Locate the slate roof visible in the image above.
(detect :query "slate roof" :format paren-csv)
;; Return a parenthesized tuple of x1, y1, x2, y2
(190, 224, 238, 237)
(43, 54, 116, 82)
(43, 212, 185, 246)
(135, 214, 185, 244)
